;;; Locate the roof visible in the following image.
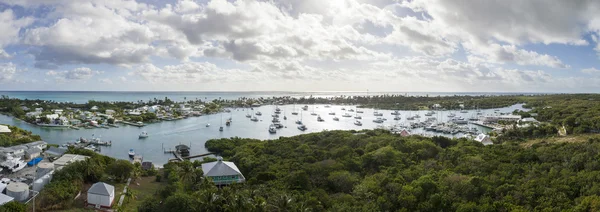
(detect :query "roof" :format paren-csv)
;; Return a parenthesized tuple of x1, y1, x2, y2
(0, 125, 10, 133)
(201, 159, 244, 177)
(88, 182, 114, 196)
(474, 133, 489, 142)
(175, 144, 190, 150)
(26, 147, 42, 154)
(0, 193, 13, 205)
(53, 154, 89, 167)
(11, 146, 27, 151)
(45, 147, 67, 156)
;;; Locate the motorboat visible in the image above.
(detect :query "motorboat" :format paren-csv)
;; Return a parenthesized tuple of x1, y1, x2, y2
(354, 120, 362, 126)
(283, 116, 287, 120)
(317, 116, 324, 122)
(373, 118, 384, 123)
(341, 107, 346, 110)
(291, 112, 299, 115)
(269, 125, 277, 134)
(342, 113, 352, 117)
(447, 113, 456, 118)
(393, 116, 401, 120)
(328, 112, 336, 115)
(356, 110, 364, 113)
(374, 112, 383, 116)
(275, 107, 281, 112)
(245, 114, 251, 118)
(354, 116, 362, 119)
(226, 119, 231, 126)
(255, 111, 262, 116)
(295, 120, 303, 125)
(274, 123, 284, 128)
(206, 123, 210, 127)
(219, 126, 224, 131)
(333, 117, 339, 121)
(348, 109, 355, 112)
(391, 111, 400, 115)
(324, 105, 331, 108)
(272, 117, 280, 123)
(302, 105, 309, 110)
(275, 111, 281, 114)
(251, 116, 259, 122)
(310, 112, 317, 116)
(1, 156, 26, 173)
(298, 125, 307, 131)
(272, 114, 279, 118)
(460, 110, 468, 113)
(139, 132, 148, 139)
(128, 149, 135, 158)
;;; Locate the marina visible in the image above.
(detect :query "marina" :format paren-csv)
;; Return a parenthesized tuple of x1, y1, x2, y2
(0, 103, 527, 165)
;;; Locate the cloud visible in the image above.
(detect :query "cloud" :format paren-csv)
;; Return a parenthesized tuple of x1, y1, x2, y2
(0, 9, 34, 57)
(133, 62, 261, 84)
(465, 43, 568, 68)
(0, 63, 22, 83)
(582, 68, 600, 74)
(46, 67, 100, 82)
(98, 78, 113, 84)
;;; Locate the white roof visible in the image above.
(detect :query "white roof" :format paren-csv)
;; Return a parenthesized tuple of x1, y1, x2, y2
(0, 125, 10, 133)
(474, 133, 489, 142)
(201, 159, 243, 177)
(53, 154, 89, 167)
(0, 193, 13, 205)
(88, 182, 114, 196)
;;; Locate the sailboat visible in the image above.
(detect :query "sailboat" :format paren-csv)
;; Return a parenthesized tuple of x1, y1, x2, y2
(219, 113, 224, 132)
(206, 112, 210, 127)
(296, 110, 304, 125)
(310, 104, 317, 116)
(292, 104, 299, 115)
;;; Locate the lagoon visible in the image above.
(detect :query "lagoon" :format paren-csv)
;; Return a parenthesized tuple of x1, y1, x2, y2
(0, 103, 528, 165)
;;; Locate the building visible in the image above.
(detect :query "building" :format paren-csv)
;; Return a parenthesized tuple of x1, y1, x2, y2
(141, 161, 153, 170)
(0, 125, 10, 134)
(483, 115, 522, 123)
(52, 109, 63, 114)
(201, 157, 245, 186)
(0, 193, 13, 206)
(105, 109, 116, 115)
(399, 129, 411, 137)
(26, 141, 47, 150)
(175, 144, 190, 156)
(87, 182, 115, 209)
(45, 147, 67, 157)
(70, 119, 82, 125)
(25, 148, 42, 159)
(474, 134, 493, 146)
(90, 106, 99, 111)
(53, 154, 89, 170)
(35, 108, 43, 112)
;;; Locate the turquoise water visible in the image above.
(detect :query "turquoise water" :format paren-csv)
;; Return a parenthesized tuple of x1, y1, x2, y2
(0, 91, 543, 104)
(0, 103, 527, 165)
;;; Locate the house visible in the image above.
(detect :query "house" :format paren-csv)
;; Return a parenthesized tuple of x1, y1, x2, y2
(141, 161, 153, 170)
(11, 146, 27, 157)
(520, 117, 539, 123)
(52, 109, 63, 114)
(105, 109, 115, 115)
(20, 106, 29, 111)
(474, 133, 493, 146)
(399, 129, 411, 137)
(70, 119, 82, 125)
(35, 108, 43, 112)
(201, 157, 245, 186)
(25, 148, 42, 159)
(0, 193, 13, 206)
(87, 182, 115, 208)
(0, 125, 10, 134)
(90, 106, 99, 111)
(483, 115, 522, 123)
(53, 154, 89, 170)
(26, 141, 47, 150)
(45, 147, 67, 157)
(175, 144, 190, 156)
(45, 114, 59, 120)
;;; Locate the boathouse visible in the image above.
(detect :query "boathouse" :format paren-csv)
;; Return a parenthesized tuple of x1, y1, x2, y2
(175, 144, 190, 156)
(201, 157, 245, 186)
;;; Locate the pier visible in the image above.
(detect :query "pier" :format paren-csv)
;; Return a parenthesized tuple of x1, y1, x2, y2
(469, 121, 501, 130)
(167, 152, 214, 162)
(120, 121, 145, 127)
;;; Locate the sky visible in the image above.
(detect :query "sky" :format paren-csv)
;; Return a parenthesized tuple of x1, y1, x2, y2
(1, 0, 600, 92)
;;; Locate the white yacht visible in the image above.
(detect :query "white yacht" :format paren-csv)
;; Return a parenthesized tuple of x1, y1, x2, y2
(139, 132, 148, 139)
(342, 113, 352, 117)
(333, 117, 339, 121)
(255, 111, 262, 116)
(302, 105, 309, 110)
(328, 112, 336, 115)
(128, 149, 135, 158)
(373, 118, 384, 123)
(251, 116, 259, 122)
(354, 120, 362, 126)
(268, 125, 277, 134)
(1, 156, 26, 173)
(354, 116, 362, 119)
(298, 125, 307, 131)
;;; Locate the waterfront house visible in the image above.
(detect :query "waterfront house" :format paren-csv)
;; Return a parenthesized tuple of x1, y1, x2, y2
(52, 109, 63, 114)
(0, 125, 10, 134)
(26, 141, 47, 150)
(474, 134, 493, 146)
(70, 119, 82, 125)
(25, 148, 41, 159)
(201, 157, 245, 186)
(25, 111, 42, 117)
(175, 144, 190, 156)
(87, 182, 115, 209)
(105, 109, 115, 115)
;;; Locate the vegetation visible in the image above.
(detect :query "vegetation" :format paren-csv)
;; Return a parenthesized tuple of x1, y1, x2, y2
(131, 130, 600, 211)
(0, 125, 42, 147)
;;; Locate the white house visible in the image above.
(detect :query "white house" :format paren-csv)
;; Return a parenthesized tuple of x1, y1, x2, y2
(201, 157, 245, 186)
(26, 141, 47, 150)
(52, 109, 63, 114)
(0, 125, 10, 134)
(35, 108, 43, 112)
(87, 182, 115, 209)
(90, 106, 99, 111)
(45, 114, 59, 120)
(105, 109, 116, 115)
(474, 133, 493, 146)
(25, 147, 41, 159)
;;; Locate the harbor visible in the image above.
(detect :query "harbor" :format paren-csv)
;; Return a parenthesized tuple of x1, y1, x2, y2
(0, 103, 527, 165)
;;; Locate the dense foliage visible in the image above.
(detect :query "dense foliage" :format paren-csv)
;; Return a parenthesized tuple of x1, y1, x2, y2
(0, 125, 42, 147)
(35, 148, 143, 211)
(137, 130, 600, 211)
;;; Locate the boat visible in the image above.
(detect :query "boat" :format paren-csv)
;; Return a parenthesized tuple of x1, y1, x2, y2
(342, 113, 352, 117)
(274, 123, 284, 128)
(298, 125, 307, 131)
(354, 120, 362, 126)
(302, 105, 309, 110)
(328, 112, 336, 115)
(139, 132, 148, 139)
(255, 111, 262, 116)
(226, 119, 231, 126)
(391, 111, 400, 115)
(356, 110, 364, 113)
(348, 109, 355, 112)
(272, 117, 280, 123)
(333, 117, 339, 121)
(414, 114, 421, 118)
(374, 112, 383, 116)
(245, 114, 251, 118)
(128, 149, 135, 158)
(268, 124, 277, 134)
(317, 116, 324, 122)
(341, 107, 346, 110)
(219, 126, 224, 131)
(295, 120, 303, 125)
(292, 112, 299, 115)
(251, 116, 259, 122)
(275, 107, 281, 112)
(354, 116, 362, 119)
(406, 116, 415, 120)
(394, 116, 401, 120)
(1, 156, 26, 173)
(206, 123, 210, 127)
(447, 113, 456, 118)
(324, 105, 331, 108)
(460, 110, 468, 113)
(373, 118, 384, 123)
(272, 114, 279, 118)
(283, 116, 287, 120)
(311, 112, 317, 116)
(275, 111, 281, 114)
(292, 104, 299, 115)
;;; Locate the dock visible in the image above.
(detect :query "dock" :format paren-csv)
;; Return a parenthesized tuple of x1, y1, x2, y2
(469, 121, 501, 130)
(120, 121, 145, 127)
(168, 152, 214, 162)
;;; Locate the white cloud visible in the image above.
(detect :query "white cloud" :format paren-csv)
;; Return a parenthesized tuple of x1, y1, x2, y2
(582, 68, 600, 74)
(46, 67, 100, 82)
(0, 9, 34, 57)
(0, 63, 21, 83)
(98, 78, 113, 84)
(133, 62, 262, 84)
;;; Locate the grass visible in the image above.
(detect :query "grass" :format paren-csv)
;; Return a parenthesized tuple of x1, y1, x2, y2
(519, 134, 600, 148)
(120, 176, 164, 211)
